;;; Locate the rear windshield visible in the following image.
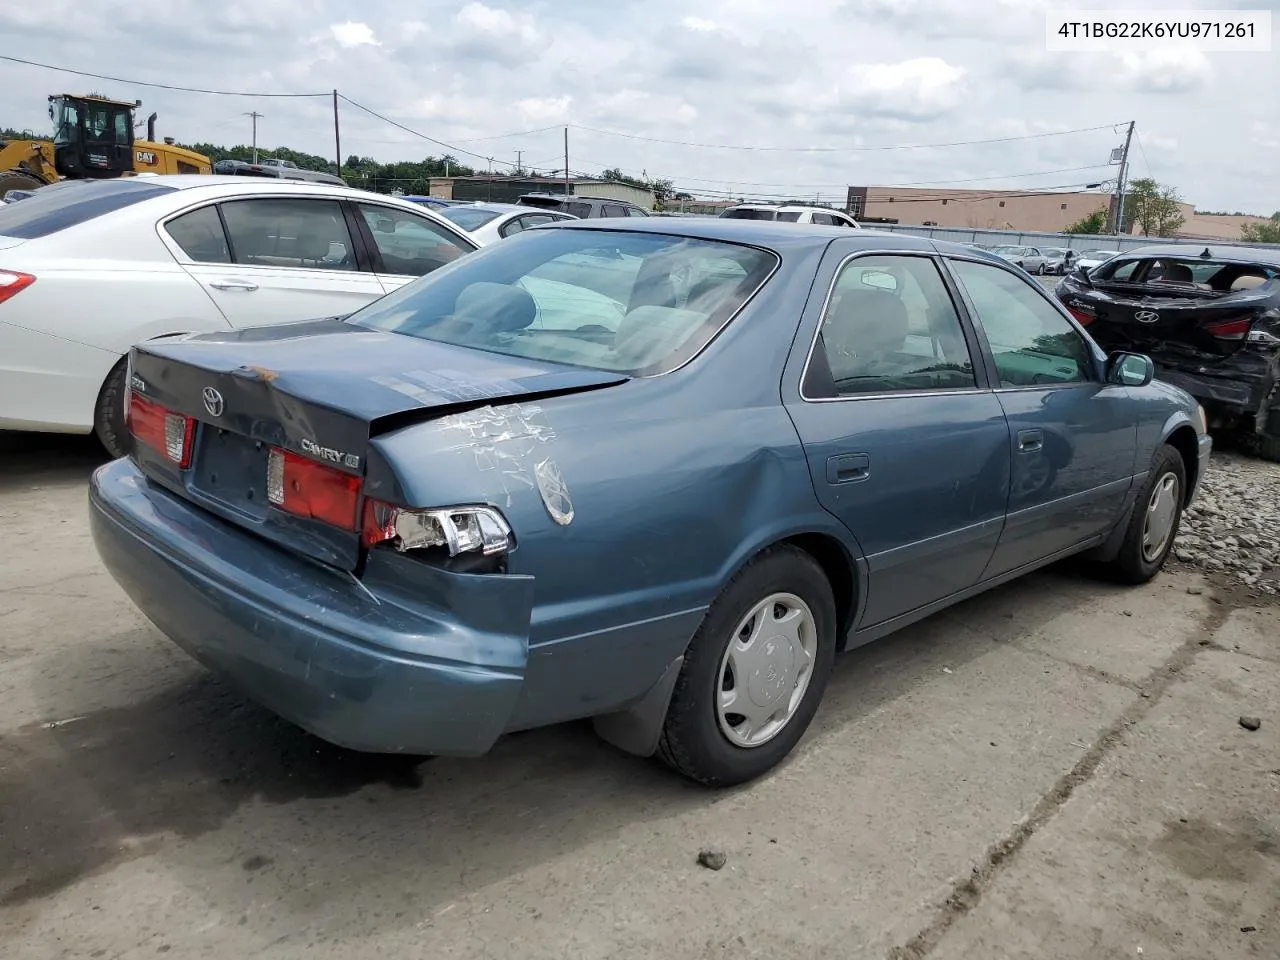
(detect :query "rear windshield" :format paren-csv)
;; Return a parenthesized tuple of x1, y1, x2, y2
(722, 208, 776, 221)
(346, 229, 778, 376)
(0, 179, 175, 239)
(440, 206, 503, 231)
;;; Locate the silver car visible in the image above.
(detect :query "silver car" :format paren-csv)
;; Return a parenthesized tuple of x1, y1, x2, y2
(988, 245, 1051, 275)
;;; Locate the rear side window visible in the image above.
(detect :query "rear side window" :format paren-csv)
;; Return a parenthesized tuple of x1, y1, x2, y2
(601, 204, 629, 218)
(0, 179, 175, 240)
(564, 201, 592, 218)
(166, 205, 230, 263)
(220, 198, 356, 271)
(722, 208, 775, 221)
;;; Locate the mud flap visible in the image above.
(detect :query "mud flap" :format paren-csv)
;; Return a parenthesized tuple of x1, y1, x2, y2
(592, 656, 684, 757)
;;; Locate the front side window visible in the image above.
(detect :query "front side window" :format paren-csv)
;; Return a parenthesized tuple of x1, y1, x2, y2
(722, 208, 776, 221)
(625, 206, 648, 217)
(949, 259, 1093, 387)
(357, 204, 472, 276)
(220, 198, 356, 271)
(808, 255, 976, 397)
(165, 205, 230, 263)
(347, 229, 776, 376)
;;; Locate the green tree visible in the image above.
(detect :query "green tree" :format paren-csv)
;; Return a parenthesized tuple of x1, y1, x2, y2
(1127, 177, 1185, 238)
(1241, 213, 1280, 245)
(1064, 210, 1107, 234)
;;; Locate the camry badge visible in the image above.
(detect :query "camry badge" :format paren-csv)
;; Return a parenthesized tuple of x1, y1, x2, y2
(202, 386, 225, 417)
(1135, 310, 1160, 323)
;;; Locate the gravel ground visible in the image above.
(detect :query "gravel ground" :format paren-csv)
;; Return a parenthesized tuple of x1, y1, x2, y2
(1175, 448, 1280, 595)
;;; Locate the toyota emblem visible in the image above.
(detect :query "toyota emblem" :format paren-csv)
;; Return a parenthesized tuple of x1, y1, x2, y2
(202, 386, 225, 417)
(1135, 310, 1160, 324)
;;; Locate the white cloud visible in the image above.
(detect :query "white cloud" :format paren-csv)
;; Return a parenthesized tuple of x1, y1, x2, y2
(1119, 49, 1212, 93)
(329, 20, 378, 47)
(841, 57, 967, 120)
(454, 2, 539, 44)
(515, 96, 572, 121)
(681, 16, 717, 31)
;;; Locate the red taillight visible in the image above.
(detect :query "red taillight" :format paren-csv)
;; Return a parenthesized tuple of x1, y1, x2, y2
(266, 448, 360, 530)
(0, 270, 35, 305)
(1205, 318, 1251, 340)
(127, 391, 194, 466)
(1067, 307, 1094, 327)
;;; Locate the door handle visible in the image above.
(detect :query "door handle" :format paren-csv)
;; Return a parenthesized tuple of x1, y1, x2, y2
(826, 452, 870, 484)
(1017, 429, 1044, 452)
(209, 279, 259, 291)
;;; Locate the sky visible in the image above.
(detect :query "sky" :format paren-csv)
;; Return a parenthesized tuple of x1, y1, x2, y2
(1, 0, 1277, 214)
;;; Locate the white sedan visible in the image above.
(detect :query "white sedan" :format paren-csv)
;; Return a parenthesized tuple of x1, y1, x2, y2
(0, 175, 477, 455)
(438, 202, 577, 245)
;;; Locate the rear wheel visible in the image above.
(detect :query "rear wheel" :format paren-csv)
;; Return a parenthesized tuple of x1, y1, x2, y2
(0, 170, 45, 200)
(94, 358, 131, 459)
(1106, 444, 1185, 584)
(657, 546, 837, 787)
(1257, 434, 1280, 464)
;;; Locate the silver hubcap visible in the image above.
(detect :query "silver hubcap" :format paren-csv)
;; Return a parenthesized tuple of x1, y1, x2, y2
(716, 592, 818, 748)
(1142, 471, 1180, 562)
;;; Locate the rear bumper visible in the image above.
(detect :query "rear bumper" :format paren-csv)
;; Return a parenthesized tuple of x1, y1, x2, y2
(89, 458, 534, 756)
(1151, 364, 1269, 416)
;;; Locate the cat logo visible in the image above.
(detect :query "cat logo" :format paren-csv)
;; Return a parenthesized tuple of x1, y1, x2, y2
(135, 150, 158, 166)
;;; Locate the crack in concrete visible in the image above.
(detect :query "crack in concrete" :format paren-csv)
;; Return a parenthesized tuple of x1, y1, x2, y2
(885, 596, 1235, 960)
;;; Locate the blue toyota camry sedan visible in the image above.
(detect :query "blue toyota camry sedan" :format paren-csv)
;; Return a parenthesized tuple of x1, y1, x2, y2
(90, 219, 1211, 786)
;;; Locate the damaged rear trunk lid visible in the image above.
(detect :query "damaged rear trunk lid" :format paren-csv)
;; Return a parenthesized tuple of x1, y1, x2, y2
(128, 318, 626, 569)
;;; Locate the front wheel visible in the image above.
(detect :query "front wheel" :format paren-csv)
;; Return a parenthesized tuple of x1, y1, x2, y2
(657, 545, 837, 787)
(1106, 444, 1185, 584)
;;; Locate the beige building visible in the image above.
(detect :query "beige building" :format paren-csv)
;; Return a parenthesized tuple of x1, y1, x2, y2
(1135, 211, 1272, 242)
(846, 186, 1112, 232)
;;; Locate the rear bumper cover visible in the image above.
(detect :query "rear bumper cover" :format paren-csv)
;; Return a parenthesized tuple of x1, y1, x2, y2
(1152, 363, 1271, 416)
(89, 458, 533, 756)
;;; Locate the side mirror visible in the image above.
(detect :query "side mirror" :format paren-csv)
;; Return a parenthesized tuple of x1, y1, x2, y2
(1107, 351, 1155, 387)
(1072, 264, 1090, 282)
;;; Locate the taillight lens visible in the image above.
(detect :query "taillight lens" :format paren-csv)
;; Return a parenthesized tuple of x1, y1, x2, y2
(0, 270, 35, 305)
(362, 500, 513, 556)
(266, 448, 361, 529)
(1067, 307, 1095, 327)
(127, 391, 194, 466)
(1205, 318, 1252, 340)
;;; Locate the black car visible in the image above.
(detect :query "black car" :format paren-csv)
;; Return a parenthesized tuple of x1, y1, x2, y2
(1054, 244, 1280, 459)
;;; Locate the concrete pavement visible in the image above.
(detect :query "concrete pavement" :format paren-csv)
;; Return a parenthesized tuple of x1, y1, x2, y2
(0, 433, 1276, 959)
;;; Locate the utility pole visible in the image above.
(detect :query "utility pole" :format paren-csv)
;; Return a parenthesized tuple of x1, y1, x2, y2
(515, 150, 523, 175)
(1111, 120, 1135, 235)
(563, 127, 570, 196)
(244, 111, 263, 163)
(332, 90, 342, 179)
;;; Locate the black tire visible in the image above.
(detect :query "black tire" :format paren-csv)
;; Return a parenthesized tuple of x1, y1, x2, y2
(1106, 444, 1186, 584)
(1036, 263, 1046, 275)
(1256, 433, 1280, 464)
(0, 170, 45, 200)
(94, 358, 132, 459)
(657, 545, 837, 787)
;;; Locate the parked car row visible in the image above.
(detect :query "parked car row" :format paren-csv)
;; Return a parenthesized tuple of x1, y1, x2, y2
(0, 175, 1220, 788)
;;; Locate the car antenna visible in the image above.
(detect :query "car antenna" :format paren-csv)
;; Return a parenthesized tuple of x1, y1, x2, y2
(1200, 247, 1212, 258)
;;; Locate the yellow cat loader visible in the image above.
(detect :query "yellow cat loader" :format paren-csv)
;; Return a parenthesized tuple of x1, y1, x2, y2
(0, 94, 211, 199)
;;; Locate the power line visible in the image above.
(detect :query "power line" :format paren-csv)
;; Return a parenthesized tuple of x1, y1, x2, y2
(454, 124, 566, 143)
(668, 163, 1115, 190)
(337, 95, 495, 163)
(677, 181, 1109, 204)
(1134, 129, 1155, 178)
(0, 54, 329, 97)
(567, 121, 1128, 153)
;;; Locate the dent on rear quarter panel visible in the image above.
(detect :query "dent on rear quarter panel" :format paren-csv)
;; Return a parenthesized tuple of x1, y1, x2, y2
(366, 251, 850, 729)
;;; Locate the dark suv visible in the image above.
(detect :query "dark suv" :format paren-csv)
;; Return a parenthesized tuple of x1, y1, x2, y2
(516, 193, 649, 219)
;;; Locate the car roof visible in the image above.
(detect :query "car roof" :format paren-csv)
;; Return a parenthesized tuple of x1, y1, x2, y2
(115, 174, 447, 212)
(1111, 243, 1280, 266)
(728, 203, 848, 214)
(553, 216, 999, 259)
(451, 202, 544, 214)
